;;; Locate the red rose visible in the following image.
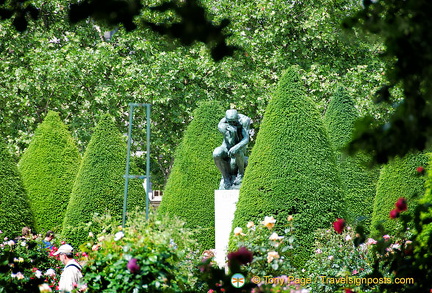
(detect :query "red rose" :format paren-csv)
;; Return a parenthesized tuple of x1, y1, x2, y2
(389, 209, 400, 219)
(395, 197, 407, 212)
(344, 289, 354, 293)
(333, 218, 346, 234)
(416, 166, 425, 174)
(227, 246, 253, 266)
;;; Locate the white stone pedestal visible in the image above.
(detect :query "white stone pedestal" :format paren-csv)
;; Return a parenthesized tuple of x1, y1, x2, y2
(214, 189, 239, 267)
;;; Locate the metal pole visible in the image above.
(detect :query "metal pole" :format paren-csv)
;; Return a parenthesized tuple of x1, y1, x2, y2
(122, 104, 135, 227)
(145, 104, 151, 220)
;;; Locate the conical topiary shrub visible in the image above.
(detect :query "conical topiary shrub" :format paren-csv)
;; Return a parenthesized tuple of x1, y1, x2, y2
(231, 67, 345, 267)
(324, 87, 379, 228)
(0, 139, 34, 237)
(370, 152, 428, 237)
(17, 111, 81, 233)
(158, 100, 225, 249)
(62, 114, 145, 247)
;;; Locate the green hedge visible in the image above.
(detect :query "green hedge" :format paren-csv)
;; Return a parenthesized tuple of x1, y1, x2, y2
(157, 101, 225, 249)
(370, 152, 427, 237)
(0, 139, 34, 237)
(231, 67, 345, 267)
(62, 114, 145, 247)
(324, 87, 379, 228)
(417, 154, 432, 249)
(17, 111, 81, 233)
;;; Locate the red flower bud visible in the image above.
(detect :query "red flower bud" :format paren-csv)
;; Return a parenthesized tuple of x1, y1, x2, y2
(416, 166, 425, 174)
(395, 197, 407, 212)
(389, 209, 400, 219)
(333, 218, 346, 234)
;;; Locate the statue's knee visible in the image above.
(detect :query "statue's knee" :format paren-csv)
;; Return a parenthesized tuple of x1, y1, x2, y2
(213, 147, 224, 159)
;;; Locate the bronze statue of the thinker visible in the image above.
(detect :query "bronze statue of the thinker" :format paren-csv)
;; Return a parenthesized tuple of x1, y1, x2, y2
(213, 109, 251, 190)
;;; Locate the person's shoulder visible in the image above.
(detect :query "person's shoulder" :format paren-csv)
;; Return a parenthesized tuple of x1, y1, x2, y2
(65, 260, 82, 271)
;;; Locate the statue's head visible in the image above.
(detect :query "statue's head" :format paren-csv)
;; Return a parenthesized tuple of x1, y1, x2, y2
(225, 109, 239, 125)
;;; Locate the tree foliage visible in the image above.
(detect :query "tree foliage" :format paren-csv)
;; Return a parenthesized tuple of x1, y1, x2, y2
(62, 115, 145, 247)
(0, 0, 235, 60)
(0, 138, 34, 237)
(0, 0, 385, 190)
(17, 111, 81, 233)
(231, 67, 345, 267)
(157, 100, 225, 249)
(345, 0, 432, 164)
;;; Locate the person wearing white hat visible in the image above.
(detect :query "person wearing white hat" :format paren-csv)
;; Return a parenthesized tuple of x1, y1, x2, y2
(53, 244, 83, 292)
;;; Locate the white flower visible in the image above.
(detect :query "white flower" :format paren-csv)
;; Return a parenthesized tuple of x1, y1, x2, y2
(366, 238, 377, 245)
(7, 240, 15, 246)
(48, 37, 60, 44)
(39, 283, 53, 292)
(11, 272, 25, 279)
(114, 231, 124, 241)
(88, 232, 94, 238)
(345, 235, 352, 241)
(44, 268, 56, 277)
(34, 270, 43, 278)
(391, 243, 401, 250)
(267, 251, 280, 263)
(315, 248, 322, 254)
(268, 232, 284, 241)
(328, 255, 334, 261)
(233, 227, 245, 236)
(21, 241, 27, 247)
(262, 216, 276, 229)
(246, 221, 255, 229)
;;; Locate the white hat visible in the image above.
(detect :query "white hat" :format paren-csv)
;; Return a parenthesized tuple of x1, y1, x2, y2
(53, 244, 74, 255)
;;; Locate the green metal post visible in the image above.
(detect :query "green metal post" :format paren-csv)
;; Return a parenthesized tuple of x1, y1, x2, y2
(145, 104, 151, 220)
(122, 103, 135, 227)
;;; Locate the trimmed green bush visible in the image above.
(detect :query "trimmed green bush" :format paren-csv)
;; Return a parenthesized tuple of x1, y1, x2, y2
(17, 111, 81, 233)
(324, 87, 379, 228)
(0, 139, 34, 237)
(231, 67, 345, 267)
(370, 152, 428, 237)
(158, 101, 225, 249)
(62, 114, 145, 247)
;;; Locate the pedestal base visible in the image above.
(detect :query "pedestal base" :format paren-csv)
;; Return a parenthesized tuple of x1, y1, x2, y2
(214, 189, 239, 267)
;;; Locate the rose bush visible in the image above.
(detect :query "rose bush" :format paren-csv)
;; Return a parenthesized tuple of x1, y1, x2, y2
(305, 225, 373, 293)
(80, 210, 202, 293)
(230, 216, 296, 277)
(0, 234, 62, 293)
